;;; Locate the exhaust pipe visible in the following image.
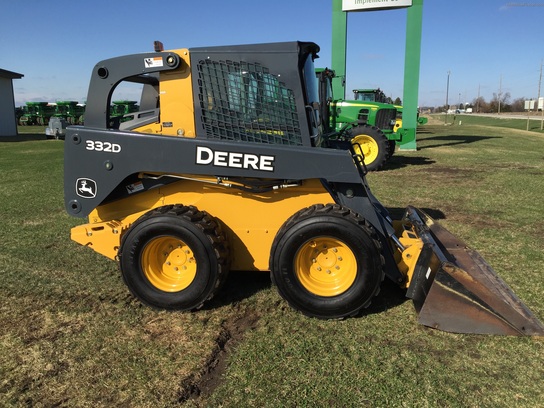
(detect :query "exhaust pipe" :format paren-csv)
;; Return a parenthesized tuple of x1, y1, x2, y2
(402, 206, 544, 336)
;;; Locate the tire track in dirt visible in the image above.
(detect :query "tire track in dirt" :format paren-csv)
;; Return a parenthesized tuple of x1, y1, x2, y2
(178, 308, 260, 404)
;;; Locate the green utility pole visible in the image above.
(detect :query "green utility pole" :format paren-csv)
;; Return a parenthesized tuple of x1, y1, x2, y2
(399, 0, 423, 151)
(330, 0, 423, 151)
(331, 0, 347, 99)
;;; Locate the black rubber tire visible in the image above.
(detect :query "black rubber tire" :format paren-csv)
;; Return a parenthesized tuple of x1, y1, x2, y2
(270, 204, 384, 319)
(387, 140, 396, 159)
(349, 125, 390, 171)
(119, 205, 229, 310)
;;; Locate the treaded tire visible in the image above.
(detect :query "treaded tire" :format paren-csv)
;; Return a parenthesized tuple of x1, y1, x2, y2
(270, 204, 385, 319)
(119, 205, 229, 310)
(387, 140, 396, 159)
(349, 125, 390, 171)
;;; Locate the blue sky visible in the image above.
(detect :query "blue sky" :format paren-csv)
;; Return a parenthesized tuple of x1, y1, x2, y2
(1, 1, 542, 107)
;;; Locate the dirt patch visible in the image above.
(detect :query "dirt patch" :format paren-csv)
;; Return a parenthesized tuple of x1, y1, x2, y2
(178, 308, 260, 404)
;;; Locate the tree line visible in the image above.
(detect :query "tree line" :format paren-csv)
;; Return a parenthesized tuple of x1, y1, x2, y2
(432, 92, 539, 113)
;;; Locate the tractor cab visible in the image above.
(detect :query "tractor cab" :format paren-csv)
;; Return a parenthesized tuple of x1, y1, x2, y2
(353, 88, 390, 104)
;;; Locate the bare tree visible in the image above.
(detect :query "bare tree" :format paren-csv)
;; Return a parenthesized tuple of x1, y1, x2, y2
(490, 92, 511, 113)
(511, 97, 525, 112)
(471, 96, 488, 113)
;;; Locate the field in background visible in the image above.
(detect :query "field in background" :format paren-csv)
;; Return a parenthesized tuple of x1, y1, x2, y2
(435, 112, 544, 133)
(1, 119, 543, 407)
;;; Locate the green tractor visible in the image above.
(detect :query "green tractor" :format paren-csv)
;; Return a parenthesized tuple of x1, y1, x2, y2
(353, 89, 428, 132)
(316, 69, 398, 171)
(15, 106, 26, 123)
(109, 100, 140, 127)
(54, 101, 85, 125)
(18, 102, 56, 126)
(47, 102, 86, 139)
(353, 88, 402, 132)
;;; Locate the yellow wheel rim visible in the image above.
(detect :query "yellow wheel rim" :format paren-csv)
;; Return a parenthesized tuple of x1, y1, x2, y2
(352, 135, 379, 166)
(295, 237, 357, 297)
(141, 236, 197, 292)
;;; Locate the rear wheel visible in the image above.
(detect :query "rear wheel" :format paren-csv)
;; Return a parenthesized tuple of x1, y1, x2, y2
(270, 204, 384, 319)
(119, 205, 229, 310)
(350, 125, 390, 171)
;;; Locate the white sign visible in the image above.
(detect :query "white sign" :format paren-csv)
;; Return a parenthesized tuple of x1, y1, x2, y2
(525, 100, 535, 110)
(342, 0, 412, 12)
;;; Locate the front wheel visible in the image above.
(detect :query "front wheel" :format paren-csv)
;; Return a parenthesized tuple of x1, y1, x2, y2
(349, 125, 390, 171)
(387, 140, 396, 159)
(270, 204, 384, 319)
(119, 205, 229, 310)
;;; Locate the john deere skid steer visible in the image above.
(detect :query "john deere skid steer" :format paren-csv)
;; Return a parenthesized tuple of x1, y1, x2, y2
(64, 41, 544, 335)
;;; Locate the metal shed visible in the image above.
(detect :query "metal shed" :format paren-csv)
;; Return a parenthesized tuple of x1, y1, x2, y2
(0, 68, 24, 137)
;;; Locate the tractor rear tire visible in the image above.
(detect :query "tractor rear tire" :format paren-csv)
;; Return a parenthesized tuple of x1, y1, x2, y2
(119, 205, 229, 310)
(270, 204, 384, 319)
(349, 125, 390, 171)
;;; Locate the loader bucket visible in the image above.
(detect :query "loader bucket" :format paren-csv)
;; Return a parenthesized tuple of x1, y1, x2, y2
(402, 206, 544, 336)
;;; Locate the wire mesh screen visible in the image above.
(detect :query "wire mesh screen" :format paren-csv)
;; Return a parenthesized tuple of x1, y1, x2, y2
(196, 59, 303, 145)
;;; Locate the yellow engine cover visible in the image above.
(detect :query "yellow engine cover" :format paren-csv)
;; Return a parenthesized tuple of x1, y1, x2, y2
(71, 178, 335, 271)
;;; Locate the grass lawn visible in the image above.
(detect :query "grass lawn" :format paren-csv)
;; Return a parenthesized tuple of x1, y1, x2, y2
(437, 112, 544, 134)
(1, 118, 543, 407)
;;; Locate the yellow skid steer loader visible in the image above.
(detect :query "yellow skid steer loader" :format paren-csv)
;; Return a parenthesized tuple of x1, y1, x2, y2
(64, 41, 543, 335)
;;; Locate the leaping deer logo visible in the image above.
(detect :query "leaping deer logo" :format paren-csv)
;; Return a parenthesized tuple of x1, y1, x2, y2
(76, 178, 97, 198)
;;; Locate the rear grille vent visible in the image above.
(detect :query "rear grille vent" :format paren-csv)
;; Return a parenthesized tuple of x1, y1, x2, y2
(375, 108, 397, 131)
